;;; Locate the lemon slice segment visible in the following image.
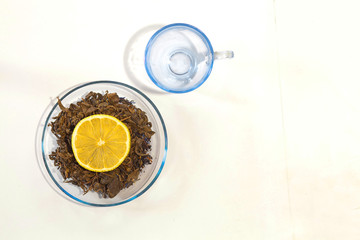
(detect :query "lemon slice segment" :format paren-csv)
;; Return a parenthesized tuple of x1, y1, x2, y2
(71, 114, 131, 172)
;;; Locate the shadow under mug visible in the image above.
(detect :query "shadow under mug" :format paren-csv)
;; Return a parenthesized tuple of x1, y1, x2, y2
(145, 23, 234, 93)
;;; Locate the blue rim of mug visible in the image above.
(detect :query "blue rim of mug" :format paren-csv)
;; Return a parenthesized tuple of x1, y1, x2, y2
(145, 23, 214, 93)
(38, 81, 168, 207)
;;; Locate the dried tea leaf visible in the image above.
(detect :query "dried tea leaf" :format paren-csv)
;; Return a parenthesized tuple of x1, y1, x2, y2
(48, 91, 154, 198)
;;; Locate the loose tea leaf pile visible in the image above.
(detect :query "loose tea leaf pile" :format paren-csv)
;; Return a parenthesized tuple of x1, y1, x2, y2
(48, 91, 155, 198)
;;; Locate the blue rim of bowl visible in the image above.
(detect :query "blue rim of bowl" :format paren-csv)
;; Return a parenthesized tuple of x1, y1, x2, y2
(41, 80, 168, 207)
(145, 23, 214, 93)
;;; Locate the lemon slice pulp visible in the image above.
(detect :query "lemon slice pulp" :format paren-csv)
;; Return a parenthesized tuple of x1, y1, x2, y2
(71, 114, 131, 172)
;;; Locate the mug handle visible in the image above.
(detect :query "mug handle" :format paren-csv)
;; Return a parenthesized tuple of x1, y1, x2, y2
(214, 51, 234, 60)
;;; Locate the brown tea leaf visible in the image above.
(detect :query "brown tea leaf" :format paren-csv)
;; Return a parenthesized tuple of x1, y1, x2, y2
(48, 91, 154, 198)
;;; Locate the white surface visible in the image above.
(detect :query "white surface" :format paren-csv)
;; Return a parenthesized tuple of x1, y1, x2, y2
(0, 0, 360, 239)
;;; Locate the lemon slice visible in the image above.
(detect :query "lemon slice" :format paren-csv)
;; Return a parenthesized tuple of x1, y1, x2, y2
(71, 114, 131, 172)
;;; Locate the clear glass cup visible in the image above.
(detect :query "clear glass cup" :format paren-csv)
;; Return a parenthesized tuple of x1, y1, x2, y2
(145, 23, 234, 93)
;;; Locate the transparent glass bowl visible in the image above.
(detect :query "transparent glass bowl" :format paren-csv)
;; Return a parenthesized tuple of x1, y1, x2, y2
(35, 81, 168, 206)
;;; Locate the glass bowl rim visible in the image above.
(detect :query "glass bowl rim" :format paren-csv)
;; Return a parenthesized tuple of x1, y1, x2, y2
(37, 80, 168, 207)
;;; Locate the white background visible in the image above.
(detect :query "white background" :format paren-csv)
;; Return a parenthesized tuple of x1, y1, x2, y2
(1, 0, 360, 239)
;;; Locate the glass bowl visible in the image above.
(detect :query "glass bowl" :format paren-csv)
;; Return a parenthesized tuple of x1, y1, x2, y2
(35, 81, 168, 207)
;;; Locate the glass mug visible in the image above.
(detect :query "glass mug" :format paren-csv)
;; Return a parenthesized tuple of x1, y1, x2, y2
(145, 23, 234, 93)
